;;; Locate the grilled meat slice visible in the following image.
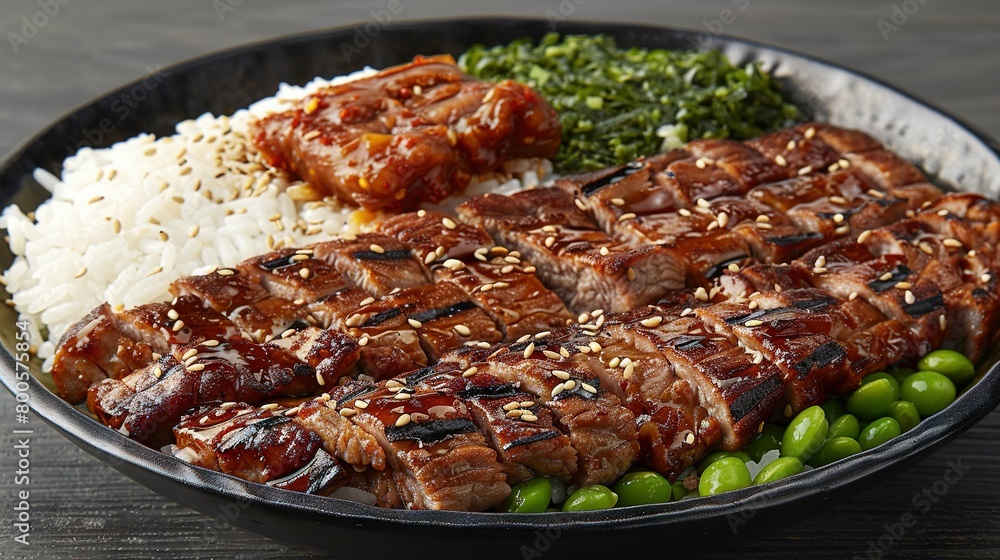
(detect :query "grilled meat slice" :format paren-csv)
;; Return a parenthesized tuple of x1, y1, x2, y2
(696, 303, 850, 412)
(174, 403, 347, 494)
(311, 234, 432, 297)
(374, 283, 503, 361)
(169, 268, 308, 338)
(745, 125, 841, 175)
(685, 138, 790, 190)
(403, 365, 578, 484)
(52, 295, 243, 404)
(294, 398, 387, 471)
(236, 248, 350, 303)
(458, 187, 677, 313)
(378, 209, 573, 338)
(468, 342, 641, 486)
(329, 380, 509, 511)
(843, 149, 928, 190)
(308, 287, 427, 379)
(252, 55, 561, 211)
(88, 334, 358, 446)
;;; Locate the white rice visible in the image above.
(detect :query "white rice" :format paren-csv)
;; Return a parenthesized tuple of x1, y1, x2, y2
(0, 68, 549, 370)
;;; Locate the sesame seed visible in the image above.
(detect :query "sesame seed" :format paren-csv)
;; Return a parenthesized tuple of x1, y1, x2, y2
(798, 166, 813, 176)
(943, 238, 963, 248)
(937, 209, 950, 216)
(576, 344, 591, 354)
(416, 209, 427, 218)
(904, 290, 916, 305)
(919, 242, 934, 255)
(805, 127, 816, 139)
(408, 318, 423, 329)
(551, 369, 572, 381)
(745, 319, 764, 327)
(833, 213, 845, 224)
(340, 408, 357, 418)
(696, 198, 711, 209)
(815, 256, 827, 268)
(717, 212, 729, 228)
(774, 154, 788, 167)
(610, 198, 626, 206)
(679, 208, 692, 217)
(442, 259, 464, 271)
(849, 291, 858, 301)
(813, 267, 828, 275)
(757, 222, 772, 230)
(581, 383, 598, 394)
(684, 432, 696, 444)
(172, 320, 185, 332)
(867, 189, 885, 198)
(574, 198, 588, 211)
(627, 267, 636, 281)
(181, 348, 198, 361)
(563, 380, 577, 391)
(524, 266, 537, 273)
(695, 158, 707, 169)
(394, 391, 411, 400)
(368, 243, 385, 254)
(895, 282, 912, 290)
(589, 341, 602, 353)
(542, 225, 557, 233)
(560, 347, 570, 358)
(775, 284, 782, 293)
(753, 352, 764, 365)
(551, 384, 566, 398)
(202, 340, 220, 348)
(695, 287, 709, 302)
(858, 230, 872, 243)
(834, 225, 850, 235)
(354, 400, 369, 410)
(453, 324, 472, 336)
(535, 331, 551, 339)
(357, 335, 370, 347)
(982, 273, 992, 283)
(756, 214, 770, 223)
(217, 268, 235, 276)
(785, 404, 793, 418)
(939, 314, 947, 329)
(623, 362, 635, 379)
(786, 140, 797, 151)
(504, 255, 521, 264)
(281, 328, 297, 339)
(523, 342, 535, 358)
(828, 162, 842, 173)
(359, 296, 376, 307)
(544, 236, 556, 248)
(521, 414, 539, 422)
(640, 316, 663, 328)
(609, 357, 622, 368)
(506, 409, 524, 418)
(442, 217, 457, 230)
(112, 219, 122, 233)
(393, 414, 412, 428)
(748, 300, 759, 310)
(839, 158, 851, 168)
(187, 363, 205, 372)
(618, 213, 637, 222)
(462, 366, 478, 378)
(879, 272, 894, 281)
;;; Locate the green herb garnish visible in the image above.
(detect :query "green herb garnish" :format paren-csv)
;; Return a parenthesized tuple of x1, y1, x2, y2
(459, 33, 801, 173)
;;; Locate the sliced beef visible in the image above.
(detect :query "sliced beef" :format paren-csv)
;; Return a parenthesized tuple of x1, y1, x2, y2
(310, 233, 432, 297)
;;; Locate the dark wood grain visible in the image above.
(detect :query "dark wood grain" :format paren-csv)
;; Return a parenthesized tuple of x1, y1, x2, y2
(1, 1, 999, 558)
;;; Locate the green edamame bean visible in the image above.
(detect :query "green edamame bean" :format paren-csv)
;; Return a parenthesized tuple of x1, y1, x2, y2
(697, 450, 752, 474)
(499, 477, 552, 513)
(900, 371, 956, 416)
(820, 397, 846, 422)
(889, 400, 921, 432)
(846, 378, 896, 420)
(562, 485, 618, 512)
(781, 405, 828, 462)
(746, 423, 785, 462)
(752, 456, 804, 485)
(827, 413, 861, 440)
(612, 471, 672, 507)
(859, 417, 902, 451)
(862, 372, 900, 400)
(917, 349, 976, 386)
(888, 366, 916, 386)
(698, 457, 752, 496)
(809, 436, 862, 467)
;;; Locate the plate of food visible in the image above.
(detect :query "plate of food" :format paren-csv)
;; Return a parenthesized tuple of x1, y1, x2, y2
(2, 17, 999, 559)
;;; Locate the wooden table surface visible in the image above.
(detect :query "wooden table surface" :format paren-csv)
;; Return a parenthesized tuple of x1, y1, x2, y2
(1, 1, 998, 558)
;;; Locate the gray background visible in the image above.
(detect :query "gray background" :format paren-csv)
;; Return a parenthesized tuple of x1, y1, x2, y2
(1, 0, 998, 558)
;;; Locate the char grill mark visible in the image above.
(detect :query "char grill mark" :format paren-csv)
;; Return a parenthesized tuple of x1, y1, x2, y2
(378, 210, 573, 338)
(237, 248, 350, 304)
(328, 381, 508, 511)
(458, 187, 679, 313)
(174, 403, 347, 494)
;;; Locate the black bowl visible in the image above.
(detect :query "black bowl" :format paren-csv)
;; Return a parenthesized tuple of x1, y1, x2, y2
(1, 18, 999, 560)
